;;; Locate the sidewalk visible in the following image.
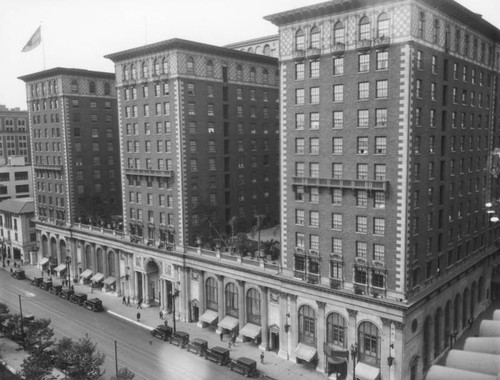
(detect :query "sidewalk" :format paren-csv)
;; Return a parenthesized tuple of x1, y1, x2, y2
(3, 262, 327, 380)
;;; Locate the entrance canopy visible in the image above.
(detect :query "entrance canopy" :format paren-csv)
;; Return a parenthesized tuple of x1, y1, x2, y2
(104, 276, 116, 286)
(294, 343, 317, 362)
(218, 316, 239, 331)
(80, 269, 93, 279)
(355, 362, 381, 380)
(54, 264, 66, 273)
(240, 323, 262, 340)
(91, 273, 104, 283)
(38, 257, 49, 266)
(199, 309, 218, 324)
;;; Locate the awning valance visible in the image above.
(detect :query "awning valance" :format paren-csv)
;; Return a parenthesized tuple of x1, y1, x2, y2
(218, 316, 239, 331)
(240, 323, 262, 339)
(355, 362, 381, 380)
(38, 257, 49, 266)
(80, 269, 93, 279)
(54, 264, 66, 273)
(91, 273, 104, 283)
(103, 276, 116, 285)
(294, 343, 317, 362)
(199, 309, 218, 324)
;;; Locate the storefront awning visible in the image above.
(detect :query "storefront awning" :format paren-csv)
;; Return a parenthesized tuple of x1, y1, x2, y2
(218, 316, 239, 331)
(294, 343, 317, 362)
(54, 264, 66, 273)
(103, 276, 116, 285)
(80, 269, 93, 279)
(91, 272, 104, 283)
(38, 257, 49, 266)
(199, 309, 218, 324)
(240, 323, 262, 339)
(355, 362, 381, 380)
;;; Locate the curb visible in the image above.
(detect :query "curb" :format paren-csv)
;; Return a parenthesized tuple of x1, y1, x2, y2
(0, 359, 18, 375)
(107, 309, 153, 331)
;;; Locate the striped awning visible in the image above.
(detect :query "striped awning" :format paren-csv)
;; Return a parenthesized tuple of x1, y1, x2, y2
(38, 257, 49, 266)
(80, 269, 93, 279)
(103, 276, 116, 285)
(355, 362, 380, 380)
(91, 272, 104, 283)
(218, 316, 239, 331)
(54, 264, 66, 273)
(199, 309, 218, 324)
(294, 343, 317, 362)
(239, 323, 262, 339)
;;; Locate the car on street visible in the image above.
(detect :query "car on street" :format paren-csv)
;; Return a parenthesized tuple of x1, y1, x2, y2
(59, 288, 74, 300)
(83, 298, 104, 312)
(228, 357, 258, 377)
(31, 277, 43, 287)
(40, 280, 52, 290)
(49, 284, 63, 296)
(70, 293, 87, 306)
(151, 325, 173, 341)
(11, 268, 25, 279)
(187, 338, 208, 356)
(204, 346, 231, 366)
(169, 331, 189, 348)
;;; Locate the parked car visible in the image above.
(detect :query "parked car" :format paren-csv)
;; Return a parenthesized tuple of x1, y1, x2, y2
(70, 293, 87, 306)
(59, 288, 74, 300)
(187, 338, 208, 356)
(83, 298, 104, 312)
(40, 280, 52, 290)
(151, 325, 173, 341)
(49, 284, 63, 296)
(228, 357, 258, 377)
(11, 268, 25, 279)
(204, 346, 231, 366)
(31, 277, 43, 287)
(169, 331, 189, 348)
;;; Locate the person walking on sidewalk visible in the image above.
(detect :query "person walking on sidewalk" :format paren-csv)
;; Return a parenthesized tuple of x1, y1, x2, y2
(137, 312, 141, 322)
(260, 352, 264, 364)
(122, 296, 126, 305)
(220, 331, 223, 341)
(127, 296, 130, 306)
(231, 333, 236, 347)
(137, 298, 142, 309)
(228, 340, 232, 350)
(159, 310, 163, 320)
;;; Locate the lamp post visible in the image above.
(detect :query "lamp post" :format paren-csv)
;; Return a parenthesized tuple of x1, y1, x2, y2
(350, 343, 358, 380)
(65, 255, 72, 289)
(1, 238, 5, 267)
(172, 286, 180, 332)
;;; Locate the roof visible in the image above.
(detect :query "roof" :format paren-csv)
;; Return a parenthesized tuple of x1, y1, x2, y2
(0, 198, 34, 214)
(104, 38, 278, 65)
(18, 67, 115, 83)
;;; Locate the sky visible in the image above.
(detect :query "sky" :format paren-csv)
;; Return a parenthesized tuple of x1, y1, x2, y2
(1, 0, 499, 110)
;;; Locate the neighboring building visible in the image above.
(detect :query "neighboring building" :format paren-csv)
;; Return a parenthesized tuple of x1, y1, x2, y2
(265, 0, 500, 379)
(0, 156, 32, 201)
(0, 197, 36, 265)
(18, 68, 122, 231)
(225, 34, 279, 57)
(104, 38, 280, 249)
(0, 105, 30, 164)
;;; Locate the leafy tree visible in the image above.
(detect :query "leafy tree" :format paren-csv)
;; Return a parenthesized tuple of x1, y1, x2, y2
(110, 367, 135, 380)
(20, 349, 56, 380)
(52, 336, 73, 372)
(59, 334, 106, 380)
(24, 318, 54, 353)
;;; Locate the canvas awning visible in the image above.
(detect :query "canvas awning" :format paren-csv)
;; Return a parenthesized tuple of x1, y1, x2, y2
(38, 257, 49, 266)
(218, 316, 239, 331)
(355, 362, 381, 380)
(240, 323, 262, 339)
(199, 309, 219, 324)
(91, 273, 104, 283)
(54, 264, 66, 273)
(80, 269, 93, 279)
(294, 343, 317, 362)
(103, 276, 116, 285)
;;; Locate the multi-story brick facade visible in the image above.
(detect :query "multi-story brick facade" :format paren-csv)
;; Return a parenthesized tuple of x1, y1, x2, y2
(0, 105, 30, 164)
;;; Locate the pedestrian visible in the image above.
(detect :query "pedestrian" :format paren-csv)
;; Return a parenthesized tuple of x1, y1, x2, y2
(220, 331, 223, 341)
(468, 317, 474, 329)
(137, 312, 141, 322)
(159, 310, 163, 320)
(127, 296, 130, 306)
(228, 340, 232, 350)
(260, 352, 264, 364)
(137, 299, 142, 309)
(91, 286, 94, 294)
(122, 296, 126, 305)
(164, 320, 169, 327)
(231, 333, 236, 346)
(10, 267, 13, 274)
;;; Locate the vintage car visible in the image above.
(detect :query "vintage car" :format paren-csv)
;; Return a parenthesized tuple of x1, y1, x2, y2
(39, 280, 53, 290)
(31, 277, 43, 287)
(151, 325, 173, 341)
(228, 357, 258, 377)
(83, 298, 104, 312)
(169, 331, 189, 348)
(49, 284, 63, 296)
(204, 346, 231, 366)
(11, 268, 25, 279)
(187, 338, 208, 356)
(70, 293, 87, 306)
(59, 288, 74, 300)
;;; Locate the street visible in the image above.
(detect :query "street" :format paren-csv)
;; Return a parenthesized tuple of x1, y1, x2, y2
(0, 269, 247, 380)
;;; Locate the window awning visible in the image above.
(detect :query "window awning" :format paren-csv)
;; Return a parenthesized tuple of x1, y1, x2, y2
(218, 316, 239, 331)
(294, 343, 317, 362)
(91, 272, 104, 283)
(38, 257, 49, 266)
(54, 264, 66, 273)
(103, 276, 116, 285)
(240, 323, 262, 339)
(80, 269, 93, 279)
(355, 362, 381, 380)
(199, 309, 218, 324)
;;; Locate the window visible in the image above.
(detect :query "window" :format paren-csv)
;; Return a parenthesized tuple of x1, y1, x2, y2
(416, 79, 423, 98)
(358, 322, 380, 366)
(333, 84, 343, 102)
(358, 53, 370, 72)
(333, 56, 344, 75)
(377, 13, 389, 38)
(432, 55, 437, 73)
(374, 217, 385, 235)
(358, 109, 369, 127)
(356, 241, 368, 257)
(309, 211, 319, 227)
(296, 209, 305, 225)
(418, 12, 426, 38)
(332, 137, 343, 154)
(357, 164, 368, 179)
(310, 87, 320, 103)
(326, 313, 347, 348)
(375, 137, 387, 154)
(431, 83, 437, 100)
(359, 16, 371, 40)
(376, 80, 388, 98)
(333, 111, 343, 129)
(433, 18, 440, 44)
(374, 164, 386, 180)
(295, 62, 305, 80)
(332, 213, 342, 230)
(206, 60, 214, 77)
(296, 89, 305, 104)
(298, 305, 316, 345)
(375, 109, 387, 127)
(309, 162, 319, 178)
(332, 163, 343, 179)
(357, 190, 368, 207)
(295, 29, 305, 51)
(310, 60, 320, 78)
(295, 138, 305, 154)
(295, 113, 305, 129)
(206, 278, 218, 310)
(310, 112, 319, 129)
(417, 50, 423, 69)
(309, 138, 319, 154)
(373, 244, 385, 261)
(246, 289, 261, 325)
(332, 188, 342, 205)
(376, 50, 388, 70)
(187, 56, 194, 74)
(333, 21, 345, 44)
(356, 216, 368, 233)
(357, 137, 368, 154)
(358, 82, 369, 100)
(374, 191, 385, 208)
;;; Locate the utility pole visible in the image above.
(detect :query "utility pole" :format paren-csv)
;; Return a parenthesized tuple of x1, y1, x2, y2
(115, 340, 118, 378)
(18, 295, 25, 348)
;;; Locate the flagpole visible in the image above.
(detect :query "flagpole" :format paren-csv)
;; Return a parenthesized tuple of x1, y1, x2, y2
(41, 22, 46, 70)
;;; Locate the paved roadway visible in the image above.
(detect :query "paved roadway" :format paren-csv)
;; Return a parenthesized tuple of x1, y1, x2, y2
(0, 269, 244, 380)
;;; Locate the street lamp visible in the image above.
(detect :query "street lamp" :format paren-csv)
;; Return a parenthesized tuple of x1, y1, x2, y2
(65, 255, 72, 289)
(1, 238, 6, 267)
(172, 285, 180, 332)
(350, 343, 358, 380)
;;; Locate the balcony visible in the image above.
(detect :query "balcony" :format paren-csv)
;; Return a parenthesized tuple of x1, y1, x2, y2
(293, 50, 306, 60)
(125, 168, 174, 178)
(373, 36, 391, 47)
(292, 176, 389, 193)
(34, 164, 63, 171)
(294, 270, 306, 280)
(356, 39, 372, 50)
(330, 278, 343, 289)
(307, 48, 321, 58)
(331, 43, 345, 53)
(307, 273, 320, 284)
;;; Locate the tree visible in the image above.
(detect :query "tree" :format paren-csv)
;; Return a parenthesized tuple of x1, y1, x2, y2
(24, 318, 54, 353)
(19, 318, 56, 380)
(52, 336, 73, 372)
(60, 335, 106, 380)
(110, 367, 135, 380)
(20, 349, 56, 380)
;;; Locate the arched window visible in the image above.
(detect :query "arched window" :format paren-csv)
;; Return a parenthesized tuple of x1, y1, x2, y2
(478, 276, 484, 302)
(70, 80, 78, 93)
(104, 83, 111, 96)
(123, 65, 129, 81)
(434, 308, 442, 355)
(298, 304, 316, 345)
(236, 65, 243, 81)
(187, 56, 194, 74)
(462, 288, 469, 328)
(206, 277, 218, 310)
(464, 34, 470, 56)
(377, 13, 389, 38)
(162, 57, 168, 74)
(358, 321, 380, 367)
(326, 312, 347, 348)
(454, 29, 460, 52)
(85, 245, 92, 269)
(206, 60, 214, 77)
(142, 61, 148, 78)
(295, 29, 305, 51)
(359, 16, 371, 41)
(246, 288, 261, 325)
(249, 67, 256, 82)
(444, 301, 451, 348)
(255, 46, 262, 55)
(418, 12, 426, 39)
(423, 316, 431, 370)
(263, 69, 269, 84)
(154, 59, 160, 75)
(263, 44, 271, 56)
(471, 281, 476, 317)
(89, 81, 96, 94)
(96, 248, 103, 273)
(107, 251, 115, 277)
(433, 18, 440, 44)
(453, 293, 461, 331)
(310, 26, 320, 49)
(247, 47, 254, 53)
(225, 283, 238, 317)
(130, 64, 137, 80)
(333, 21, 345, 44)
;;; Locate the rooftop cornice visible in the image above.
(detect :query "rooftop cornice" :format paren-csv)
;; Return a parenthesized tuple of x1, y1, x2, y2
(18, 67, 115, 83)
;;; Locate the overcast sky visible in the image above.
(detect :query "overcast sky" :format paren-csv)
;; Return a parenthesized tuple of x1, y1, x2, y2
(1, 0, 499, 110)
